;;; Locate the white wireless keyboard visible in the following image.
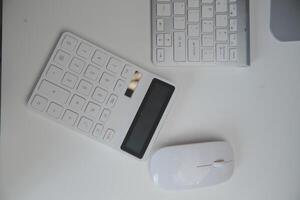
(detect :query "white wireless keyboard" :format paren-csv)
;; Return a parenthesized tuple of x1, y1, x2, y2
(151, 0, 250, 66)
(28, 32, 176, 159)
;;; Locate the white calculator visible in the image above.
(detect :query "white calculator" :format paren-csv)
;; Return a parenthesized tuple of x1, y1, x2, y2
(28, 32, 176, 159)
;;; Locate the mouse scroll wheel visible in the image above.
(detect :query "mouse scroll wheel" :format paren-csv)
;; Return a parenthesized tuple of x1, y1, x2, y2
(212, 159, 225, 168)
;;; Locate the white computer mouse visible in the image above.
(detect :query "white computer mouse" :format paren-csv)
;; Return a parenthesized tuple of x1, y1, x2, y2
(149, 141, 234, 190)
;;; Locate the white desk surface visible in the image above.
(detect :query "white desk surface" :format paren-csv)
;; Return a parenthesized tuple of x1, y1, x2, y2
(1, 0, 300, 199)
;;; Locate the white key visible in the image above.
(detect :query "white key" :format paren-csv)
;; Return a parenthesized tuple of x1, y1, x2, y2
(157, 33, 164, 46)
(174, 16, 185, 30)
(202, 5, 213, 18)
(201, 47, 214, 61)
(229, 4, 237, 17)
(93, 124, 104, 138)
(77, 80, 93, 96)
(157, 0, 171, 1)
(69, 94, 86, 112)
(216, 29, 228, 42)
(69, 57, 85, 74)
(92, 87, 108, 103)
(46, 65, 63, 83)
(174, 2, 185, 15)
(157, 49, 165, 62)
(106, 94, 118, 108)
(103, 129, 114, 142)
(31, 95, 48, 112)
(229, 19, 237, 32)
(114, 79, 126, 94)
(174, 32, 186, 62)
(92, 50, 108, 67)
(157, 19, 164, 31)
(164, 34, 172, 46)
(61, 72, 78, 89)
(99, 109, 111, 123)
(121, 65, 134, 79)
(202, 0, 214, 3)
(84, 65, 100, 81)
(202, 20, 214, 32)
(229, 48, 238, 61)
(99, 73, 115, 90)
(62, 110, 78, 126)
(38, 80, 70, 104)
(188, 39, 200, 62)
(61, 35, 77, 52)
(77, 42, 93, 58)
(229, 0, 237, 2)
(188, 10, 200, 22)
(53, 50, 71, 67)
(78, 117, 93, 133)
(188, 24, 200, 37)
(107, 58, 124, 74)
(216, 44, 228, 61)
(157, 3, 171, 16)
(85, 102, 101, 118)
(216, 0, 227, 12)
(229, 33, 237, 46)
(188, 0, 199, 8)
(47, 102, 63, 119)
(202, 34, 214, 46)
(216, 15, 228, 27)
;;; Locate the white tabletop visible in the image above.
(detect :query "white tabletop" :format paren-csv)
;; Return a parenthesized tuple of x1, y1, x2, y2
(1, 0, 300, 199)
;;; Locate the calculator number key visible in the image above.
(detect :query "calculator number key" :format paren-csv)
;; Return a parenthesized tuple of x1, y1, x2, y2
(99, 73, 115, 90)
(77, 80, 93, 96)
(84, 65, 100, 81)
(99, 109, 111, 123)
(69, 57, 85, 74)
(47, 102, 63, 119)
(62, 110, 78, 126)
(61, 72, 78, 89)
(46, 65, 63, 83)
(31, 95, 48, 112)
(85, 102, 101, 118)
(77, 42, 93, 58)
(107, 58, 124, 74)
(77, 117, 93, 133)
(92, 50, 108, 67)
(53, 50, 71, 67)
(69, 94, 86, 112)
(61, 35, 77, 52)
(92, 87, 108, 103)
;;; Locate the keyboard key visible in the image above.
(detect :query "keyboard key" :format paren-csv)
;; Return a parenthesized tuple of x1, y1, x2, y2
(164, 34, 172, 46)
(78, 117, 93, 133)
(69, 94, 86, 112)
(99, 73, 115, 90)
(157, 3, 171, 16)
(202, 5, 213, 18)
(202, 34, 214, 46)
(114, 79, 126, 94)
(174, 2, 185, 15)
(188, 24, 200, 37)
(103, 129, 114, 142)
(93, 124, 104, 138)
(106, 94, 118, 108)
(61, 72, 78, 89)
(121, 65, 134, 79)
(92, 87, 108, 103)
(229, 4, 237, 17)
(216, 15, 228, 27)
(46, 65, 63, 83)
(157, 34, 164, 46)
(188, 0, 199, 8)
(62, 110, 78, 126)
(229, 19, 237, 32)
(229, 48, 238, 61)
(107, 58, 124, 74)
(216, 44, 228, 61)
(202, 0, 213, 3)
(77, 42, 93, 58)
(85, 65, 100, 80)
(69, 57, 85, 74)
(202, 20, 214, 33)
(174, 32, 186, 62)
(31, 95, 48, 112)
(77, 80, 93, 96)
(61, 35, 77, 52)
(174, 16, 185, 30)
(85, 102, 101, 118)
(157, 19, 164, 32)
(92, 50, 108, 67)
(188, 10, 200, 22)
(157, 48, 165, 62)
(216, 0, 228, 12)
(38, 80, 70, 104)
(188, 39, 200, 62)
(53, 50, 71, 67)
(201, 47, 214, 61)
(47, 102, 63, 119)
(99, 109, 111, 123)
(229, 34, 237, 46)
(216, 29, 228, 42)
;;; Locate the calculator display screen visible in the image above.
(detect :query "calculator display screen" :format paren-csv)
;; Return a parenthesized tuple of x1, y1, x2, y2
(121, 78, 175, 159)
